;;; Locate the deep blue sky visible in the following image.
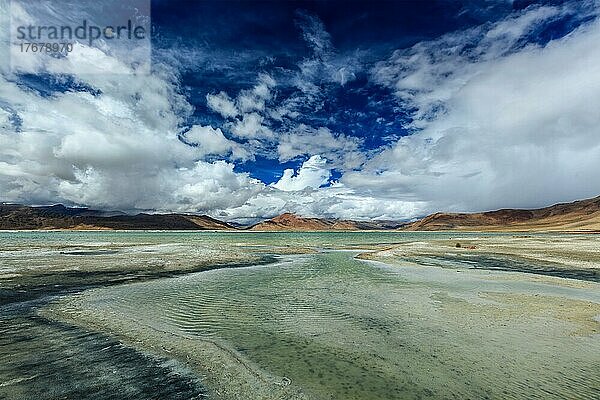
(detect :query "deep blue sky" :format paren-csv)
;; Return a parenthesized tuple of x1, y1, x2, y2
(149, 0, 564, 183)
(12, 0, 582, 186)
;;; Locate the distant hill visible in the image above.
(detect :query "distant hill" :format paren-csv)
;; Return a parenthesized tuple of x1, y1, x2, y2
(4, 196, 600, 232)
(0, 204, 233, 230)
(403, 196, 600, 232)
(249, 213, 402, 231)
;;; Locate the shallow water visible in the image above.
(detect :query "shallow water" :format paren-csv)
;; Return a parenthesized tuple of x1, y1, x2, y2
(57, 249, 600, 399)
(1, 232, 599, 399)
(0, 300, 207, 399)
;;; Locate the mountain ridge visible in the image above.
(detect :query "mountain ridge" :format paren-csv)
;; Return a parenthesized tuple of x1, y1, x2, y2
(0, 204, 233, 230)
(2, 196, 600, 232)
(403, 196, 600, 232)
(248, 213, 402, 231)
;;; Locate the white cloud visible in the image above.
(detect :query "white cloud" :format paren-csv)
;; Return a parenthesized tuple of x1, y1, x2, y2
(206, 73, 277, 142)
(3, 1, 600, 223)
(272, 155, 331, 192)
(219, 180, 427, 223)
(168, 161, 264, 212)
(0, 13, 263, 213)
(228, 112, 274, 139)
(206, 91, 239, 119)
(8, 1, 151, 75)
(182, 125, 250, 160)
(236, 73, 276, 113)
(57, 160, 263, 212)
(363, 3, 600, 212)
(371, 2, 596, 127)
(277, 125, 364, 169)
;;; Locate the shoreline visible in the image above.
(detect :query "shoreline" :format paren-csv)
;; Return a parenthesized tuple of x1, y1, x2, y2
(0, 248, 288, 399)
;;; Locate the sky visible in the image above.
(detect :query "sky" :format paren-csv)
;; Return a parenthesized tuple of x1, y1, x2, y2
(1, 0, 600, 223)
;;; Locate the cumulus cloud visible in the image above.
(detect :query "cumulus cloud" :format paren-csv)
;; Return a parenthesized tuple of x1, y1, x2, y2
(363, 2, 600, 212)
(206, 73, 277, 143)
(201, 14, 363, 162)
(181, 125, 250, 160)
(0, 64, 265, 211)
(0, 2, 264, 214)
(272, 155, 331, 192)
(206, 91, 239, 118)
(236, 73, 276, 113)
(228, 112, 274, 139)
(220, 179, 427, 223)
(3, 0, 600, 223)
(277, 125, 364, 169)
(167, 161, 263, 212)
(56, 160, 264, 212)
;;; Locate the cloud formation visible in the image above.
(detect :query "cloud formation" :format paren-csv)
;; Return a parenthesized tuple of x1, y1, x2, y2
(364, 1, 600, 212)
(277, 125, 364, 169)
(2, 1, 600, 222)
(0, 2, 261, 213)
(206, 91, 238, 119)
(272, 155, 331, 192)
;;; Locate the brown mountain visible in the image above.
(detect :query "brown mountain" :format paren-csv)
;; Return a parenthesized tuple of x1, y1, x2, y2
(0, 204, 233, 230)
(403, 196, 600, 232)
(249, 213, 402, 231)
(5, 196, 599, 232)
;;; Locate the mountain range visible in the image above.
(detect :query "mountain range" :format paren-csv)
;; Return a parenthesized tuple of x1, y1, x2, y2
(0, 204, 233, 230)
(402, 196, 600, 232)
(248, 213, 403, 231)
(2, 195, 600, 232)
